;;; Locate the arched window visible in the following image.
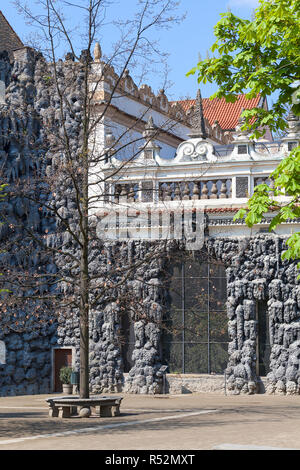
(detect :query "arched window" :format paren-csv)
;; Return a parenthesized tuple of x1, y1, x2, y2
(162, 250, 228, 374)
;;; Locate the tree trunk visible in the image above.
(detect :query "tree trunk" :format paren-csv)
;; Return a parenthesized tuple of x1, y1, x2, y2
(80, 240, 89, 398)
(79, 138, 90, 398)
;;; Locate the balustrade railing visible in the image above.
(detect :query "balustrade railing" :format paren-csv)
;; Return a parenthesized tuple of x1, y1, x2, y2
(159, 179, 232, 201)
(108, 174, 287, 204)
(114, 183, 139, 203)
(254, 176, 272, 187)
(254, 175, 275, 196)
(111, 178, 233, 203)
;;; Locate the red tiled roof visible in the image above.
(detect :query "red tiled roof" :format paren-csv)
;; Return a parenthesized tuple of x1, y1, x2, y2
(174, 94, 262, 131)
(205, 205, 279, 214)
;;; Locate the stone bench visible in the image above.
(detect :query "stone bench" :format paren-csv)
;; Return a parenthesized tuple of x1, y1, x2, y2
(46, 396, 123, 419)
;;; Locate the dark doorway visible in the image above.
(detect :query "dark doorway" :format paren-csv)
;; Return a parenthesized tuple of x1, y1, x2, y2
(54, 348, 72, 392)
(256, 300, 270, 376)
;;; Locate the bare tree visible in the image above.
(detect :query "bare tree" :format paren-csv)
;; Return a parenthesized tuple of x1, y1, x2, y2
(1, 0, 187, 398)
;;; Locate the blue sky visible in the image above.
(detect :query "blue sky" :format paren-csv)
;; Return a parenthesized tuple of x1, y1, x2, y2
(2, 0, 259, 100)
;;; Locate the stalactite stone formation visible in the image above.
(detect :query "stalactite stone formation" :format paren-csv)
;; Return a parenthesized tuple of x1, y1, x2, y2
(0, 48, 300, 397)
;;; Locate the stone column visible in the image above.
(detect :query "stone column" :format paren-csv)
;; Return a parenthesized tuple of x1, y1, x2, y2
(90, 303, 123, 394)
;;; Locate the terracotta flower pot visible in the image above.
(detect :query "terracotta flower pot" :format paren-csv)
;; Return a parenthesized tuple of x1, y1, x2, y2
(62, 384, 72, 394)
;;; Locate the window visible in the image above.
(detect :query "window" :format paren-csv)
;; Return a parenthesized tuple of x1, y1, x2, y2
(237, 144, 248, 155)
(144, 149, 154, 160)
(288, 141, 298, 151)
(236, 176, 249, 198)
(161, 251, 228, 374)
(142, 181, 153, 202)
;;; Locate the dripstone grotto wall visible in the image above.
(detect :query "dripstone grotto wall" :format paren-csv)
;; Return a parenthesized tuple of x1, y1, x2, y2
(0, 47, 299, 397)
(87, 239, 174, 395)
(0, 46, 91, 395)
(207, 235, 300, 395)
(0, 47, 59, 396)
(55, 233, 299, 396)
(66, 233, 300, 397)
(83, 235, 300, 396)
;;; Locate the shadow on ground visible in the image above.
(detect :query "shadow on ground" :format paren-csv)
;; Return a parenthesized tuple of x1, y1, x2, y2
(1, 403, 300, 441)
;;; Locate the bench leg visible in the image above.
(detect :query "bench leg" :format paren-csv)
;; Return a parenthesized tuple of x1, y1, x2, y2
(49, 406, 59, 418)
(99, 405, 112, 417)
(112, 405, 120, 417)
(58, 406, 71, 418)
(79, 407, 91, 418)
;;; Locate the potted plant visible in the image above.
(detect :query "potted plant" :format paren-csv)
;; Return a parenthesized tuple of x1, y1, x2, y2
(59, 366, 73, 394)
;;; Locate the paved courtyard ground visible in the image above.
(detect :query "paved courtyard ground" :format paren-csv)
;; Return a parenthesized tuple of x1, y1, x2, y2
(0, 392, 299, 450)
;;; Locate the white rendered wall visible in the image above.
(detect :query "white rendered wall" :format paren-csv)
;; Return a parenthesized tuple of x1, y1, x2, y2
(104, 119, 178, 160)
(110, 92, 191, 141)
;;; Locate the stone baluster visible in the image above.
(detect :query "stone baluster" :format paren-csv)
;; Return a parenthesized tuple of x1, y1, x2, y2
(120, 184, 128, 201)
(229, 180, 232, 198)
(174, 182, 181, 200)
(114, 184, 121, 203)
(201, 181, 209, 199)
(255, 177, 264, 187)
(128, 183, 135, 203)
(183, 182, 190, 200)
(210, 180, 218, 199)
(104, 182, 110, 202)
(192, 181, 200, 200)
(269, 178, 275, 197)
(159, 184, 164, 201)
(220, 179, 228, 199)
(164, 183, 173, 201)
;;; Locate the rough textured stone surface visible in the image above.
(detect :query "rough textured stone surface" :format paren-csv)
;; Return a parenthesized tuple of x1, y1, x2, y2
(0, 48, 300, 397)
(207, 236, 300, 395)
(167, 374, 225, 394)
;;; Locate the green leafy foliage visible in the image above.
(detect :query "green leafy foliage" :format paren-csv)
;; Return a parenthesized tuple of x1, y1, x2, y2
(59, 366, 73, 384)
(188, 0, 300, 272)
(233, 147, 300, 275)
(188, 0, 300, 137)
